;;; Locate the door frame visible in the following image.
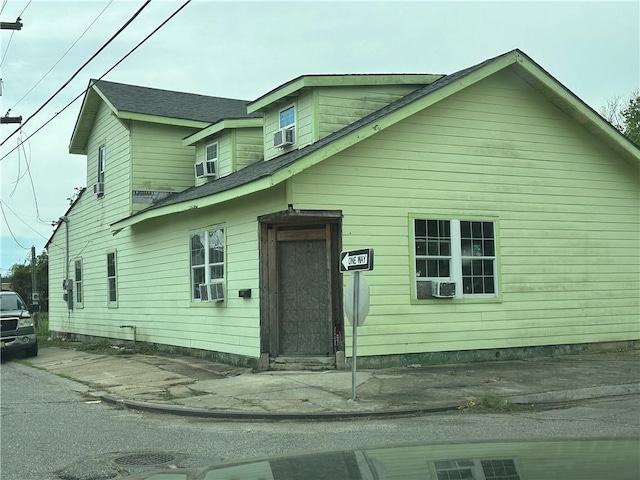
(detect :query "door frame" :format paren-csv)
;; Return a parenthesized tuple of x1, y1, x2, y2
(259, 209, 343, 360)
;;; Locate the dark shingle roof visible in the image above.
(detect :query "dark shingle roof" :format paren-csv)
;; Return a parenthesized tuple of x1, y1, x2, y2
(92, 79, 262, 124)
(130, 53, 499, 217)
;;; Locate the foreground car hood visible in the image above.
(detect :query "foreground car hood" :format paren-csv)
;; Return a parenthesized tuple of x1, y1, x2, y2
(124, 437, 640, 480)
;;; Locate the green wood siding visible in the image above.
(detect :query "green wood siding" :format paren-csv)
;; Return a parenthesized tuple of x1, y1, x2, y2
(86, 101, 131, 223)
(194, 132, 232, 186)
(289, 69, 639, 357)
(235, 128, 264, 169)
(264, 90, 314, 161)
(49, 185, 288, 359)
(317, 85, 418, 139)
(130, 121, 198, 210)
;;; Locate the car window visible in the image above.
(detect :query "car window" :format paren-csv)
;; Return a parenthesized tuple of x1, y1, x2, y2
(0, 294, 24, 312)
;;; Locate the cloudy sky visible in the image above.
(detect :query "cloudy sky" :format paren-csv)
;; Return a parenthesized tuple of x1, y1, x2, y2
(0, 0, 638, 273)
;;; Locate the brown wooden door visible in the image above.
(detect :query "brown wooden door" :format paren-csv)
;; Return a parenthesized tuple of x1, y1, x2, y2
(277, 240, 330, 355)
(276, 229, 332, 356)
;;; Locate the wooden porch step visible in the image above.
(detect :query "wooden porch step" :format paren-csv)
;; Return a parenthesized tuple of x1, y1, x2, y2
(269, 356, 336, 371)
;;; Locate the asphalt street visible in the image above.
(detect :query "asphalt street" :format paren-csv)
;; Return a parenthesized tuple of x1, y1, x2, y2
(1, 356, 638, 480)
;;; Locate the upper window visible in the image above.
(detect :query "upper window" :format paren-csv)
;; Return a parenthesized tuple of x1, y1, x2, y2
(279, 105, 295, 129)
(190, 227, 225, 302)
(106, 251, 117, 305)
(98, 146, 105, 183)
(74, 259, 83, 305)
(195, 143, 218, 179)
(414, 218, 497, 299)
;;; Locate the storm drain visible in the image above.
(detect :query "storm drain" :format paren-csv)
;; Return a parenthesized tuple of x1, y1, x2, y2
(113, 453, 177, 466)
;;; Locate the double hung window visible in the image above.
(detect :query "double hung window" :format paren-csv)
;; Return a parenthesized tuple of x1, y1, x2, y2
(414, 218, 497, 298)
(107, 251, 117, 305)
(74, 260, 83, 305)
(190, 227, 225, 301)
(279, 105, 295, 129)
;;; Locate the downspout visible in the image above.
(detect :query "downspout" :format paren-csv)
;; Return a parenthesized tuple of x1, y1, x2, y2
(59, 216, 71, 317)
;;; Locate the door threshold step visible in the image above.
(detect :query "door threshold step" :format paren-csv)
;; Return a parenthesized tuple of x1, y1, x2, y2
(270, 356, 335, 371)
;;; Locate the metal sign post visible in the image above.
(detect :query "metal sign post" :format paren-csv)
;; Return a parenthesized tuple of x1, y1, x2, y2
(341, 248, 373, 401)
(351, 270, 360, 401)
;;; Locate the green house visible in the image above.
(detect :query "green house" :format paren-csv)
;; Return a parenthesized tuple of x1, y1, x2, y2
(46, 49, 639, 369)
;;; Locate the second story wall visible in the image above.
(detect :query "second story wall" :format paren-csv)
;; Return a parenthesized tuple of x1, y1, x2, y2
(194, 131, 232, 186)
(317, 85, 420, 139)
(263, 90, 314, 161)
(130, 122, 199, 213)
(235, 128, 263, 169)
(86, 101, 131, 225)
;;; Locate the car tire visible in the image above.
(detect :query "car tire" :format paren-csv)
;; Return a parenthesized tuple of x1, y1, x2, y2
(25, 342, 38, 358)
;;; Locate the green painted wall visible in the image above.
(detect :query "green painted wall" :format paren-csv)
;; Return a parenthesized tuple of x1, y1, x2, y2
(317, 85, 418, 139)
(263, 90, 314, 161)
(49, 182, 288, 359)
(235, 127, 264, 169)
(130, 121, 198, 211)
(193, 131, 232, 187)
(85, 101, 131, 221)
(289, 68, 640, 357)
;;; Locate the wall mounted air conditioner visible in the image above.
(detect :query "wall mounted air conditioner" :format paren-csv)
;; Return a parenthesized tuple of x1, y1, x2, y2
(93, 182, 104, 195)
(199, 283, 224, 302)
(273, 127, 295, 148)
(195, 160, 216, 178)
(416, 280, 456, 299)
(426, 280, 456, 298)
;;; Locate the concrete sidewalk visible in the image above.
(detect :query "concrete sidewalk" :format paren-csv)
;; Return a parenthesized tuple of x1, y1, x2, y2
(22, 345, 640, 420)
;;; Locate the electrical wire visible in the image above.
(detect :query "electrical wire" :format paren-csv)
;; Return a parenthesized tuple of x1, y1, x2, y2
(10, 0, 114, 111)
(0, 0, 8, 16)
(1, 0, 152, 147)
(0, 0, 192, 162)
(0, 30, 16, 67)
(0, 0, 32, 65)
(0, 199, 50, 242)
(0, 201, 31, 250)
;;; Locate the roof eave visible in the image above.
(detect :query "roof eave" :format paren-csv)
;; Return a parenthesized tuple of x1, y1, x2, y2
(110, 176, 275, 234)
(246, 74, 444, 113)
(183, 118, 264, 146)
(512, 53, 640, 168)
(117, 111, 210, 129)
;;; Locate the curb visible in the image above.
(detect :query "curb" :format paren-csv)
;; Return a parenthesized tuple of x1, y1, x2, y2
(100, 384, 640, 421)
(100, 394, 460, 420)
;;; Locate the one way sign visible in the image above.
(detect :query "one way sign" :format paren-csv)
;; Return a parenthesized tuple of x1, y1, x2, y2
(340, 248, 374, 273)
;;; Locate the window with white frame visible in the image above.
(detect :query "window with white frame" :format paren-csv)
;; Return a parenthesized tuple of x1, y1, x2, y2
(97, 146, 105, 192)
(106, 251, 117, 304)
(190, 227, 224, 301)
(279, 105, 295, 129)
(74, 259, 83, 305)
(414, 218, 497, 298)
(434, 458, 520, 480)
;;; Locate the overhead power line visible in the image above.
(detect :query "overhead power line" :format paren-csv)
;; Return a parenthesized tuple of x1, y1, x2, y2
(0, 0, 152, 147)
(0, 0, 192, 162)
(0, 201, 31, 250)
(10, 0, 115, 111)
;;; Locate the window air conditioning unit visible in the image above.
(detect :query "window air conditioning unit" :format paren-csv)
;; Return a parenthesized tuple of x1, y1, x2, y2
(195, 160, 216, 178)
(199, 283, 224, 303)
(422, 280, 456, 299)
(273, 127, 295, 148)
(93, 182, 104, 195)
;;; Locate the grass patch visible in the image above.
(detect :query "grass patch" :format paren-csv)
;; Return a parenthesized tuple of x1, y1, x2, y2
(478, 394, 519, 412)
(36, 313, 49, 338)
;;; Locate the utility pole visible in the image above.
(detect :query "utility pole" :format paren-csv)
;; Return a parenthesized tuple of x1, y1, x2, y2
(0, 17, 23, 125)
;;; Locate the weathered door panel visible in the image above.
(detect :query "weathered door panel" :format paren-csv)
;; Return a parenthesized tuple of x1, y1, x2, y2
(277, 238, 332, 355)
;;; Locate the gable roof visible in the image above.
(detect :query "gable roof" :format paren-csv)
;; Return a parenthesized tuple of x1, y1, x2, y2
(111, 49, 640, 233)
(69, 80, 261, 154)
(44, 188, 87, 250)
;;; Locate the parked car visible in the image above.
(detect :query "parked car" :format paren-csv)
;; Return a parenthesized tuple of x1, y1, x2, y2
(0, 291, 38, 357)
